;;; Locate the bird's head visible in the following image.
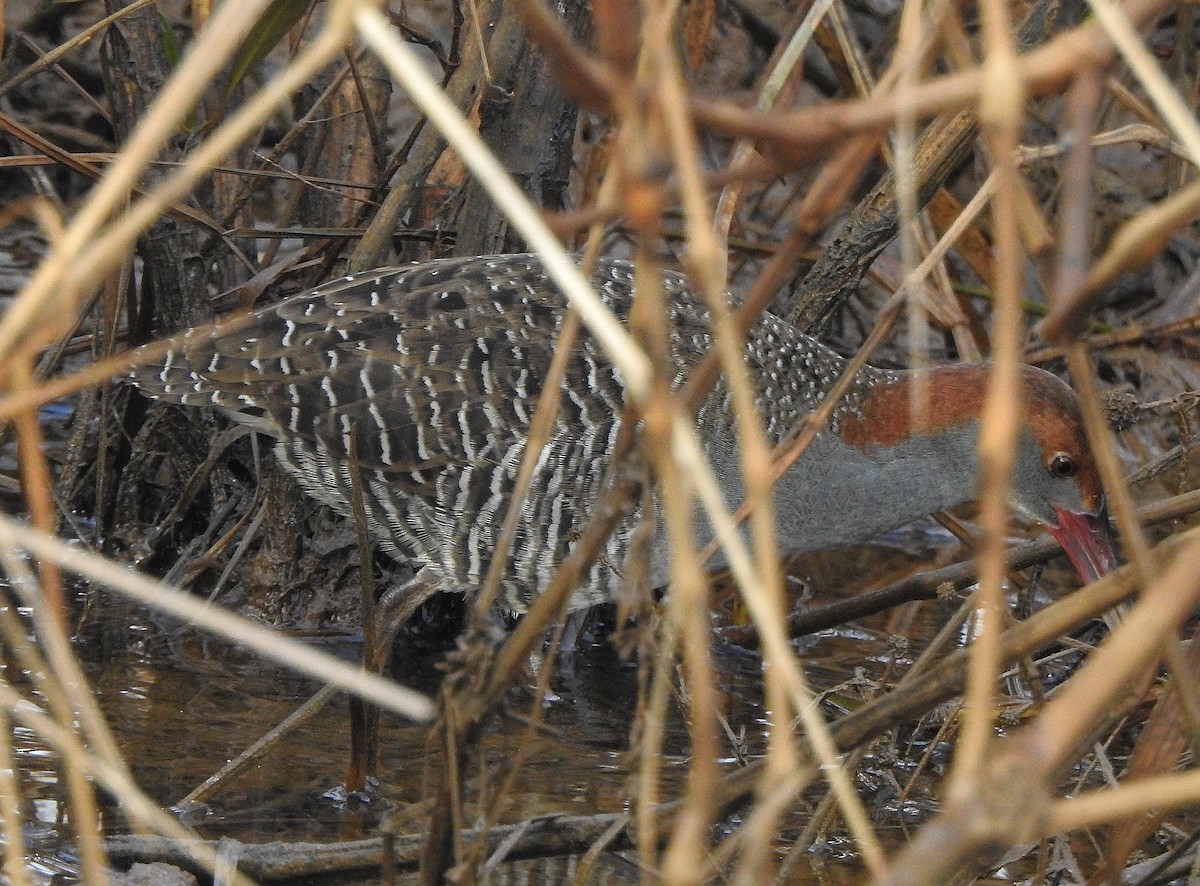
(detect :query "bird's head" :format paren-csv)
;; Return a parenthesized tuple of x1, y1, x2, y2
(1009, 365, 1118, 582)
(839, 362, 1119, 583)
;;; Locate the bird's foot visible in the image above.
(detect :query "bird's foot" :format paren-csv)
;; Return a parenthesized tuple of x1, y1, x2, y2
(322, 777, 379, 806)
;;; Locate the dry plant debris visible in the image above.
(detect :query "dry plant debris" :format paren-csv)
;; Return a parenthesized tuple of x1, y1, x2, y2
(0, 0, 1198, 883)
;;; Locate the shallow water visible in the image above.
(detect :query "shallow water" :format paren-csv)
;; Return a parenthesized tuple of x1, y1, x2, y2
(12, 529, 1056, 884)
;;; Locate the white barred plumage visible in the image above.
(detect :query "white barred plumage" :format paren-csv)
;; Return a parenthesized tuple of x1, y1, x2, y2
(129, 253, 1116, 615)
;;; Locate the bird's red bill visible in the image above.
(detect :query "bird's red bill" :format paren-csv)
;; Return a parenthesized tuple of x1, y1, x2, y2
(1047, 506, 1120, 583)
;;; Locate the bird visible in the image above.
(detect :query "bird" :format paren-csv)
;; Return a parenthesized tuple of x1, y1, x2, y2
(127, 253, 1117, 621)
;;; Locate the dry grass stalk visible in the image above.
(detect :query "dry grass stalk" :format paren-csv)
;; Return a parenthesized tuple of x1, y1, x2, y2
(0, 0, 1197, 882)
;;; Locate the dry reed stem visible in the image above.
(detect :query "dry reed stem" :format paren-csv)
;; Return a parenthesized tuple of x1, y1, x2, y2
(651, 15, 735, 879)
(11, 360, 65, 628)
(672, 42, 992, 863)
(1018, 122, 1190, 164)
(1068, 346, 1154, 580)
(949, 0, 1025, 800)
(2, 0, 1195, 879)
(0, 525, 132, 831)
(0, 710, 31, 886)
(691, 0, 815, 796)
(636, 616, 678, 870)
(643, 1, 852, 877)
(704, 2, 816, 854)
(0, 587, 109, 882)
(893, 0, 930, 397)
(1048, 768, 1200, 833)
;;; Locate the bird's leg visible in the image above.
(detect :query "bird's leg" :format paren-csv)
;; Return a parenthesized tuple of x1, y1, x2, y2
(342, 430, 447, 794)
(542, 607, 602, 684)
(558, 607, 591, 656)
(344, 574, 440, 794)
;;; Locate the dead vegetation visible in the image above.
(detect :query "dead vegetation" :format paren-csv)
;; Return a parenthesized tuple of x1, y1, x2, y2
(0, 0, 1199, 882)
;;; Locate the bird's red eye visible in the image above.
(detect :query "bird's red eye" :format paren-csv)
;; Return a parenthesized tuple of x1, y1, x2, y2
(1048, 452, 1077, 478)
